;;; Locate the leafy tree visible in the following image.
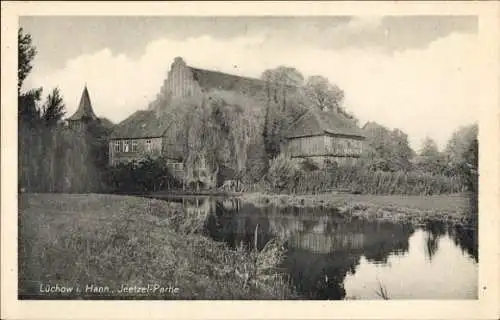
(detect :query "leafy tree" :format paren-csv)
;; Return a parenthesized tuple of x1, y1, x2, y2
(261, 66, 304, 87)
(362, 122, 414, 171)
(261, 66, 305, 112)
(304, 75, 344, 112)
(444, 124, 478, 166)
(18, 28, 37, 92)
(417, 137, 446, 174)
(419, 137, 440, 157)
(41, 88, 66, 127)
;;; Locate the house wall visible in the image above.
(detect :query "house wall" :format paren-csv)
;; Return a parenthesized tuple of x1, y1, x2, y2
(108, 137, 162, 165)
(109, 137, 186, 181)
(286, 135, 364, 158)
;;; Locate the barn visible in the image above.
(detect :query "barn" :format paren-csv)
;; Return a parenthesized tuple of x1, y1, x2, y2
(284, 108, 366, 167)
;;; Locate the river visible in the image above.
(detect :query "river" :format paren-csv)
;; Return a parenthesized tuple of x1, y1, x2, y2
(154, 195, 478, 300)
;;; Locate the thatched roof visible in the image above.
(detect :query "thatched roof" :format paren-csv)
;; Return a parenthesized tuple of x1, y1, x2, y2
(286, 109, 365, 139)
(110, 110, 171, 139)
(67, 86, 98, 121)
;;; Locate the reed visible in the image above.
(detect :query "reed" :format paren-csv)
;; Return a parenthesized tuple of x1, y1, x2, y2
(271, 166, 466, 196)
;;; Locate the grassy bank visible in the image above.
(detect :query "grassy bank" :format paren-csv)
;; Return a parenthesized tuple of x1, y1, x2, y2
(239, 192, 476, 226)
(19, 193, 295, 300)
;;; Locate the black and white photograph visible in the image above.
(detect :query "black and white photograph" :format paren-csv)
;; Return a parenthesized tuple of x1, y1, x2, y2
(2, 1, 499, 320)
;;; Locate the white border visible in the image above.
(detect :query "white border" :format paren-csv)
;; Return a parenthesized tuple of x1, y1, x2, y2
(1, 2, 499, 319)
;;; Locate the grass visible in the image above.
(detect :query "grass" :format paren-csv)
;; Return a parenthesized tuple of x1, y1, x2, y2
(239, 192, 476, 226)
(18, 193, 296, 300)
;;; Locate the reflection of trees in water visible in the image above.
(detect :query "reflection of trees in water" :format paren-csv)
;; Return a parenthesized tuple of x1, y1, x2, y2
(449, 223, 478, 263)
(285, 248, 361, 300)
(204, 201, 415, 300)
(422, 221, 447, 261)
(421, 220, 478, 263)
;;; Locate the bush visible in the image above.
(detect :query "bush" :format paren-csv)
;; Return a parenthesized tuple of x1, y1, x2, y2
(107, 156, 181, 193)
(266, 154, 299, 192)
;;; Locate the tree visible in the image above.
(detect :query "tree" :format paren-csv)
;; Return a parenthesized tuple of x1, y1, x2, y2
(261, 66, 305, 112)
(417, 137, 446, 174)
(42, 88, 66, 127)
(18, 28, 37, 92)
(304, 75, 344, 112)
(419, 137, 440, 157)
(261, 66, 304, 88)
(361, 122, 414, 171)
(444, 124, 478, 166)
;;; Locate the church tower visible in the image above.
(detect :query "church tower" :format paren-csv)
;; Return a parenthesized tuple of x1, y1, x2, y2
(67, 85, 98, 130)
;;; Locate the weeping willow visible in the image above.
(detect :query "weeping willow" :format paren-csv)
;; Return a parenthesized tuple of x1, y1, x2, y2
(167, 90, 264, 189)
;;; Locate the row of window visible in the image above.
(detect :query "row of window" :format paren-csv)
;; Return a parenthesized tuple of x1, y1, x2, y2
(113, 139, 153, 153)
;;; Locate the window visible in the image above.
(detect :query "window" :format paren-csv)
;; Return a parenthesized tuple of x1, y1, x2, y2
(114, 140, 121, 152)
(123, 141, 130, 152)
(146, 139, 152, 152)
(131, 140, 138, 152)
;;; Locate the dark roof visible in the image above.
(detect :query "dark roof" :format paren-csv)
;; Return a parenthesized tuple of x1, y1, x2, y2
(188, 66, 299, 97)
(286, 109, 365, 139)
(67, 86, 98, 121)
(189, 67, 267, 95)
(110, 110, 171, 139)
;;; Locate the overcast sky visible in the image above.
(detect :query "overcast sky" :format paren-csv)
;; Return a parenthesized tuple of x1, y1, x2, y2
(20, 16, 478, 151)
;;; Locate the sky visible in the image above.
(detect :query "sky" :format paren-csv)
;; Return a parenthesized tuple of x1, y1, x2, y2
(20, 16, 479, 151)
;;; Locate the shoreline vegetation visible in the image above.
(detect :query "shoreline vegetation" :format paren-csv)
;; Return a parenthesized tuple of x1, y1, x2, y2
(19, 193, 297, 300)
(238, 191, 477, 227)
(19, 191, 476, 300)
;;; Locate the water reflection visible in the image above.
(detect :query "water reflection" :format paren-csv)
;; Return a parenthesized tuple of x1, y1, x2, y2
(154, 196, 478, 300)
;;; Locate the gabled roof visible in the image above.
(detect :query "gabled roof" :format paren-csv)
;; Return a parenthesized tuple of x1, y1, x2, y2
(188, 65, 299, 97)
(286, 108, 365, 139)
(189, 67, 267, 95)
(67, 86, 98, 121)
(110, 110, 170, 139)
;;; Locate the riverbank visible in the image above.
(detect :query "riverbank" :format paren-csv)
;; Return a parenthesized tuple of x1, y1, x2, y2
(18, 193, 295, 300)
(238, 192, 476, 226)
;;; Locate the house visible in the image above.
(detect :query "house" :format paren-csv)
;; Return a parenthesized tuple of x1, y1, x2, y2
(67, 85, 99, 130)
(109, 56, 364, 187)
(109, 56, 284, 185)
(283, 108, 366, 167)
(108, 110, 185, 178)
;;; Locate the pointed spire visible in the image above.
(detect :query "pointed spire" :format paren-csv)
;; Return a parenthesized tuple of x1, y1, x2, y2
(67, 85, 98, 121)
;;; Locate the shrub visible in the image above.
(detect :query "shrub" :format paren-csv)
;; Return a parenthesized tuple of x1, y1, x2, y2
(300, 158, 320, 172)
(266, 154, 299, 192)
(107, 156, 181, 193)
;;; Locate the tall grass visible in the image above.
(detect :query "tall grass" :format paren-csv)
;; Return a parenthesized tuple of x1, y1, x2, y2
(265, 158, 466, 195)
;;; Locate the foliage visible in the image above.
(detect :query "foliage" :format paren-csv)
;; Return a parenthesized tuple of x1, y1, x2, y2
(361, 122, 415, 172)
(18, 28, 37, 92)
(267, 163, 466, 196)
(300, 158, 320, 172)
(266, 154, 300, 192)
(41, 87, 66, 126)
(304, 75, 345, 112)
(444, 124, 478, 166)
(107, 156, 181, 193)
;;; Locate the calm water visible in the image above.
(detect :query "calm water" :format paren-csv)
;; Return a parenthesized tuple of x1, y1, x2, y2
(156, 196, 478, 300)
